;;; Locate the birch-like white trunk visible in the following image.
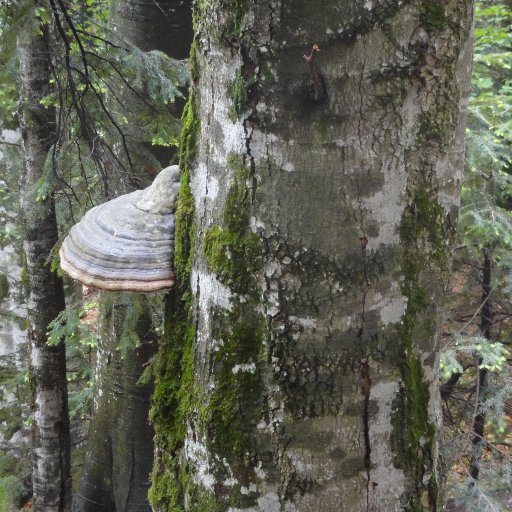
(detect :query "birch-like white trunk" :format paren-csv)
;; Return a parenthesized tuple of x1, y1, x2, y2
(152, 1, 475, 511)
(18, 11, 72, 512)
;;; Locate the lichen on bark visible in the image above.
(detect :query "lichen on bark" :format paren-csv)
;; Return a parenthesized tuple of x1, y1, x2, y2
(151, 0, 475, 510)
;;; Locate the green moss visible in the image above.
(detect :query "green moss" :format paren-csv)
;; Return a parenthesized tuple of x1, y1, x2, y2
(16, 317, 30, 332)
(195, 0, 248, 42)
(149, 453, 184, 511)
(391, 177, 447, 510)
(21, 250, 30, 294)
(188, 490, 224, 512)
(200, 154, 265, 498)
(391, 348, 436, 511)
(0, 274, 9, 303)
(149, 39, 201, 512)
(417, 111, 443, 144)
(178, 93, 199, 181)
(203, 226, 260, 292)
(175, 40, 200, 281)
(399, 182, 447, 271)
(228, 69, 247, 122)
(205, 308, 265, 463)
(149, 287, 198, 511)
(188, 38, 199, 83)
(222, 0, 249, 41)
(175, 169, 196, 279)
(202, 154, 261, 293)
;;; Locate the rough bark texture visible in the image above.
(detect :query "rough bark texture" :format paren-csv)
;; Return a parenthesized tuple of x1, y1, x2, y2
(18, 12, 72, 512)
(152, 1, 474, 511)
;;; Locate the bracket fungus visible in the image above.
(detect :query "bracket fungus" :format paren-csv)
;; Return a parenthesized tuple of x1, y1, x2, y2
(60, 165, 180, 293)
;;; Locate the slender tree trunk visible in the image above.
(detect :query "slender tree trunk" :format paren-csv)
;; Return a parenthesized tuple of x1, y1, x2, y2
(468, 246, 492, 483)
(18, 8, 72, 511)
(152, 1, 475, 510)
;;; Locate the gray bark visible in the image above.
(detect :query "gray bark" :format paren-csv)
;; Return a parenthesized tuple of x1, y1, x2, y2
(18, 9, 72, 512)
(74, 294, 157, 512)
(0, 129, 31, 507)
(109, 0, 193, 176)
(110, 0, 192, 55)
(153, 0, 475, 510)
(74, 2, 193, 510)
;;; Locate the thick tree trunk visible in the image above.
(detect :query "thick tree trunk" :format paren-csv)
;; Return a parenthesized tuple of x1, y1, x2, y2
(18, 10, 72, 512)
(152, 1, 475, 511)
(74, 2, 193, 510)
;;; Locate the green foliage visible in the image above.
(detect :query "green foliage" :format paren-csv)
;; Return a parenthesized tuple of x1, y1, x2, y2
(0, 1, 29, 131)
(9, 0, 190, 238)
(0, 353, 28, 441)
(461, 2, 512, 250)
(47, 298, 97, 420)
(47, 300, 98, 348)
(441, 336, 509, 379)
(442, 3, 512, 508)
(0, 351, 31, 508)
(130, 50, 188, 105)
(0, 469, 28, 511)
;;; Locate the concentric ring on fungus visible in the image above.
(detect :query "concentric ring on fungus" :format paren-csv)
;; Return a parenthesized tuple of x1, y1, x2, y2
(59, 165, 180, 293)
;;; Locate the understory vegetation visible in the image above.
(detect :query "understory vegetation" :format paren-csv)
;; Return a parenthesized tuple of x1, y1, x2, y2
(440, 2, 512, 510)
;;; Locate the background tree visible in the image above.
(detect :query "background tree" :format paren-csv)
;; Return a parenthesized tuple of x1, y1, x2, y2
(72, 1, 193, 510)
(151, 0, 475, 510)
(18, 5, 72, 510)
(0, 110, 31, 511)
(441, 1, 512, 509)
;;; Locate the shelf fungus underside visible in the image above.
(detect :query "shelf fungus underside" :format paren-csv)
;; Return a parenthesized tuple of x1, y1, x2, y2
(60, 166, 179, 292)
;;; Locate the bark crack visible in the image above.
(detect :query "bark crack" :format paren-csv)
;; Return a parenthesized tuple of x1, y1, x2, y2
(266, 0, 276, 49)
(356, 182, 369, 339)
(356, 32, 370, 337)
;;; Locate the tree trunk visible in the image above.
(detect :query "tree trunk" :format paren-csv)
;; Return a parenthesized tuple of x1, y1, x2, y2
(110, 0, 192, 55)
(74, 2, 193, 510)
(75, 294, 157, 512)
(468, 246, 492, 484)
(152, 1, 475, 510)
(109, 0, 194, 175)
(18, 9, 72, 512)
